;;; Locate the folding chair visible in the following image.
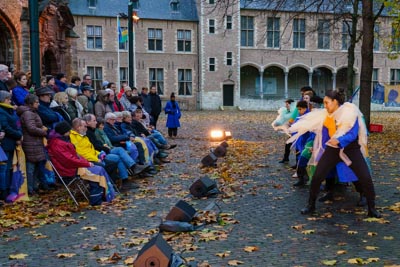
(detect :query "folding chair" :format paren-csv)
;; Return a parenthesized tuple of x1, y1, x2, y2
(49, 160, 89, 206)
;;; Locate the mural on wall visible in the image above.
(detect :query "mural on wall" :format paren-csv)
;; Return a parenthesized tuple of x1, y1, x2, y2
(371, 84, 400, 107)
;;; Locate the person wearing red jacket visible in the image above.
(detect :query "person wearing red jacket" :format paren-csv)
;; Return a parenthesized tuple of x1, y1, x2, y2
(47, 121, 115, 205)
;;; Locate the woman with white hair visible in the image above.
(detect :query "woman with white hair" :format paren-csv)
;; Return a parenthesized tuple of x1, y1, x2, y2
(65, 87, 83, 120)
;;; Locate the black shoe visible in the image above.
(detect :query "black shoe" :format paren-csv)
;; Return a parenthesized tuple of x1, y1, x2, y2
(278, 159, 289, 163)
(131, 164, 149, 175)
(147, 169, 158, 175)
(301, 205, 316, 215)
(291, 165, 297, 169)
(318, 192, 334, 202)
(367, 208, 381, 218)
(122, 180, 139, 190)
(167, 144, 177, 149)
(293, 180, 305, 186)
(139, 172, 154, 178)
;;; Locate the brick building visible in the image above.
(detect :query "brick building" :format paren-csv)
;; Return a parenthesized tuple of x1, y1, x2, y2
(68, 0, 398, 110)
(0, 0, 78, 79)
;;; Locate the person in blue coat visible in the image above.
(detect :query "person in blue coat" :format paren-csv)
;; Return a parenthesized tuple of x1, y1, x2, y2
(164, 93, 181, 138)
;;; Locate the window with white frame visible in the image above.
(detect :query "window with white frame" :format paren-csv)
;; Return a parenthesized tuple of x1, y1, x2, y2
(226, 15, 232, 30)
(209, 19, 215, 34)
(209, 0, 215, 4)
(120, 67, 128, 86)
(177, 30, 191, 52)
(148, 28, 163, 51)
(390, 69, 400, 85)
(391, 24, 400, 52)
(318, 20, 330, 49)
(226, 52, 233, 66)
(88, 0, 96, 8)
(293, 18, 305, 49)
(87, 66, 103, 90)
(149, 68, 164, 95)
(267, 17, 280, 48)
(241, 16, 254, 47)
(178, 69, 192, 96)
(342, 21, 351, 50)
(209, 58, 215, 71)
(87, 25, 102, 49)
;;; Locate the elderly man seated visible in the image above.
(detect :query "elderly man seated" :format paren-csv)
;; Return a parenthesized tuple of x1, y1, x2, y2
(47, 121, 115, 205)
(69, 118, 142, 190)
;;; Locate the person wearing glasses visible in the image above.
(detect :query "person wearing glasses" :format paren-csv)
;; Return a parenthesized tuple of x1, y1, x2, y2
(0, 65, 10, 92)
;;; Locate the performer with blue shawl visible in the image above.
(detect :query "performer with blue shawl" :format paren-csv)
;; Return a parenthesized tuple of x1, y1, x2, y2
(287, 88, 381, 218)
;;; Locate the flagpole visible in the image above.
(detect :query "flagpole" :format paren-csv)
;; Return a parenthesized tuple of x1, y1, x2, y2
(117, 14, 121, 89)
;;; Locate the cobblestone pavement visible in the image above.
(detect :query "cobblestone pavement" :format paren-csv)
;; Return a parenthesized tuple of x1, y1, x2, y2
(1, 111, 399, 267)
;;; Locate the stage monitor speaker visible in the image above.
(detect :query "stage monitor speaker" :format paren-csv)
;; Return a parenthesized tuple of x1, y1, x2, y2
(189, 176, 218, 198)
(134, 234, 172, 267)
(201, 152, 217, 167)
(213, 145, 227, 157)
(165, 200, 196, 222)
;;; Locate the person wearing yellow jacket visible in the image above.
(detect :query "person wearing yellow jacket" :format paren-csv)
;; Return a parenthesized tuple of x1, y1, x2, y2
(69, 118, 144, 190)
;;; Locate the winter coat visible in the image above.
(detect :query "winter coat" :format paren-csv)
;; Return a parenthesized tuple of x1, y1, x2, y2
(164, 100, 181, 128)
(119, 94, 132, 111)
(12, 85, 29, 106)
(94, 90, 114, 118)
(77, 94, 94, 115)
(120, 122, 139, 137)
(149, 93, 162, 116)
(0, 80, 8, 91)
(66, 98, 83, 121)
(0, 103, 22, 152)
(131, 119, 151, 137)
(47, 131, 90, 177)
(54, 79, 68, 92)
(16, 105, 47, 163)
(95, 128, 113, 149)
(69, 129, 100, 162)
(50, 100, 71, 124)
(86, 126, 111, 154)
(141, 93, 152, 114)
(37, 100, 62, 130)
(103, 123, 129, 147)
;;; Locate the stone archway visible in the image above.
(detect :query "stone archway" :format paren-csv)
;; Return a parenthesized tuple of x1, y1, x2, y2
(42, 49, 58, 76)
(0, 11, 17, 71)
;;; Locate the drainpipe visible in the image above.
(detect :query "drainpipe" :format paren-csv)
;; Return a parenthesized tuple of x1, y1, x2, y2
(29, 0, 40, 86)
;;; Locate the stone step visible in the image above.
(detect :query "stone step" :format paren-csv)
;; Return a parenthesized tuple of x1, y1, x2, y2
(219, 106, 242, 111)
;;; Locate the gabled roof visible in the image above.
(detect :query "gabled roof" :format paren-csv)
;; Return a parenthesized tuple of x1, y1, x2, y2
(240, 0, 388, 16)
(68, 0, 198, 21)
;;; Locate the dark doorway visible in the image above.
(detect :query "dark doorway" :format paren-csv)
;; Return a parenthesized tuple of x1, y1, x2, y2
(223, 84, 234, 106)
(0, 17, 14, 69)
(43, 50, 58, 76)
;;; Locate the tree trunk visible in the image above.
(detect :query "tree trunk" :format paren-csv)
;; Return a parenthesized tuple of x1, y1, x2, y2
(347, 0, 359, 99)
(360, 0, 374, 126)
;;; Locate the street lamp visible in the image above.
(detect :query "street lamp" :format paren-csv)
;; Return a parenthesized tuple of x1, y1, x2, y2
(128, 0, 140, 88)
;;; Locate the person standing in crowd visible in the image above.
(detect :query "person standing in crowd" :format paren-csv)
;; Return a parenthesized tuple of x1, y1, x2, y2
(46, 75, 56, 91)
(65, 87, 83, 121)
(17, 94, 50, 194)
(94, 90, 113, 118)
(50, 92, 71, 123)
(77, 85, 95, 115)
(119, 86, 133, 111)
(140, 87, 151, 115)
(149, 85, 162, 129)
(11, 71, 29, 106)
(0, 64, 10, 91)
(69, 76, 81, 90)
(36, 87, 62, 130)
(289, 88, 381, 218)
(54, 73, 68, 92)
(164, 92, 181, 138)
(0, 91, 22, 200)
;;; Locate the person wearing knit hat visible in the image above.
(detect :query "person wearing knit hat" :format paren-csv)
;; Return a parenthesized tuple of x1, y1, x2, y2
(55, 121, 72, 136)
(0, 91, 11, 102)
(164, 92, 181, 138)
